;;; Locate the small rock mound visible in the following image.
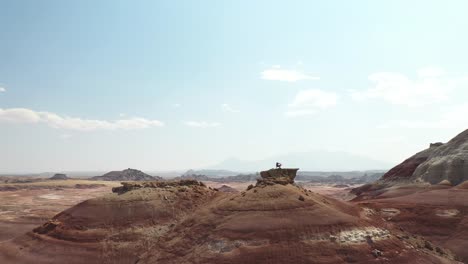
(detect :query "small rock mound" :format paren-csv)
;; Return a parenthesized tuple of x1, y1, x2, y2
(50, 173, 68, 180)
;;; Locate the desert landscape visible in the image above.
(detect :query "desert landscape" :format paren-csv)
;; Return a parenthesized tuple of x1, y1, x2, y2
(1, 1, 467, 263)
(2, 128, 468, 263)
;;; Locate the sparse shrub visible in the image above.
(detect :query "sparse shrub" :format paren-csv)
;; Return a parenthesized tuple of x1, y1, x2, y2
(298, 195, 305, 201)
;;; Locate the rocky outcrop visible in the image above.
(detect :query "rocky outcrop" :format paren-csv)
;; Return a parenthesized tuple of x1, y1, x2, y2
(380, 129, 468, 185)
(91, 168, 162, 181)
(256, 168, 299, 186)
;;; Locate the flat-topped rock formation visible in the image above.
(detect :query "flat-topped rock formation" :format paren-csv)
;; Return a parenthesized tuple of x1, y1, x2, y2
(257, 168, 299, 186)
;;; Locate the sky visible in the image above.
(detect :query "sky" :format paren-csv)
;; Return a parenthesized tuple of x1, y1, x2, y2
(1, 0, 468, 173)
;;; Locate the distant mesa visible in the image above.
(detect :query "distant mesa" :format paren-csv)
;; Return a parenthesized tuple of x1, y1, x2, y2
(376, 129, 468, 186)
(49, 173, 68, 180)
(90, 168, 162, 181)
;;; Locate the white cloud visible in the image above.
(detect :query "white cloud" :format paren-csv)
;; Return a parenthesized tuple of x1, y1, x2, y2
(222, 103, 239, 113)
(261, 66, 319, 82)
(0, 87, 5, 92)
(184, 121, 220, 128)
(285, 89, 337, 118)
(378, 104, 468, 130)
(0, 108, 42, 123)
(350, 66, 462, 107)
(0, 107, 164, 131)
(173, 103, 181, 108)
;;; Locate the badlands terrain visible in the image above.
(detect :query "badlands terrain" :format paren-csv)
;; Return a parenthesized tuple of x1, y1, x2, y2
(0, 170, 460, 263)
(1, 129, 468, 263)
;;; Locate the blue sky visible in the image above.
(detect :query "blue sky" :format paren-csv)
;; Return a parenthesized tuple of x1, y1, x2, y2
(1, 0, 468, 172)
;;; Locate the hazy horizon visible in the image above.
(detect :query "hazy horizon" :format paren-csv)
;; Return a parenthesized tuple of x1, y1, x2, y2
(2, 1, 468, 172)
(0, 149, 393, 174)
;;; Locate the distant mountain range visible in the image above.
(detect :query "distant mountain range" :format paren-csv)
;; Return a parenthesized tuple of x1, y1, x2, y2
(208, 151, 392, 172)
